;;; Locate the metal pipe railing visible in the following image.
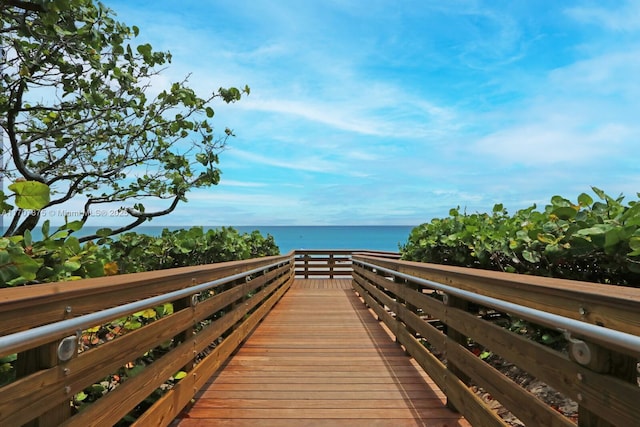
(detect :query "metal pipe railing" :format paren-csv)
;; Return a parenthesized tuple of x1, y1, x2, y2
(354, 259, 640, 356)
(0, 259, 291, 356)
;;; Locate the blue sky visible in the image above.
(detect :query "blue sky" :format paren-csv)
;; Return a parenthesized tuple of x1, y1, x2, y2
(7, 0, 640, 227)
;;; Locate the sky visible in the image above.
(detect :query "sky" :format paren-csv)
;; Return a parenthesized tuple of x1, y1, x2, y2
(5, 0, 640, 227)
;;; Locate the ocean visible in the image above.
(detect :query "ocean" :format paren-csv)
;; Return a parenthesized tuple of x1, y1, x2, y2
(1, 225, 415, 254)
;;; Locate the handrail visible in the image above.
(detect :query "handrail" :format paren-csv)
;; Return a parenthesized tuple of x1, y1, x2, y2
(0, 259, 289, 357)
(0, 254, 295, 427)
(355, 259, 640, 355)
(352, 254, 640, 427)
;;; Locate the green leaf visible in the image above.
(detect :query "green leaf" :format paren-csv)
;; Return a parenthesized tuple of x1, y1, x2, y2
(7, 181, 51, 210)
(575, 226, 606, 237)
(64, 220, 84, 232)
(196, 153, 208, 166)
(591, 186, 606, 200)
(0, 191, 12, 214)
(136, 43, 152, 57)
(63, 259, 82, 272)
(522, 250, 540, 263)
(541, 333, 561, 345)
(550, 195, 571, 208)
(42, 220, 51, 238)
(96, 228, 113, 237)
(123, 320, 142, 330)
(628, 236, 640, 256)
(552, 206, 577, 220)
(479, 351, 492, 360)
(577, 193, 593, 207)
(138, 308, 156, 319)
(13, 253, 42, 280)
(174, 371, 187, 380)
(205, 107, 214, 118)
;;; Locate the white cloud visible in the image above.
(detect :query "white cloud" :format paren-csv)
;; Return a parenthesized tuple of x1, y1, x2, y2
(475, 122, 631, 166)
(227, 148, 339, 174)
(218, 180, 268, 188)
(565, 2, 640, 31)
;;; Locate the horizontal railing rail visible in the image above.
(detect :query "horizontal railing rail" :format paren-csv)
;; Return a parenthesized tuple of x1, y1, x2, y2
(294, 249, 400, 278)
(0, 253, 294, 427)
(352, 254, 640, 427)
(356, 259, 640, 355)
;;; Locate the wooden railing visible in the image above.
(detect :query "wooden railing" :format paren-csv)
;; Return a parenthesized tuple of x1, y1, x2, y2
(0, 253, 293, 427)
(1, 249, 638, 427)
(294, 249, 400, 278)
(352, 254, 640, 427)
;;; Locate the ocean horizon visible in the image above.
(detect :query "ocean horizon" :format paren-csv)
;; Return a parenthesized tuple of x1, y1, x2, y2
(1, 225, 415, 254)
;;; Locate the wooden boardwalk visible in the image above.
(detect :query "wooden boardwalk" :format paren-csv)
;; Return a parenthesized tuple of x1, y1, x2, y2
(175, 279, 470, 427)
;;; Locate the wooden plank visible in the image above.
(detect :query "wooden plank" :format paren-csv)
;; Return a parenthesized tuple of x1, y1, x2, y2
(133, 274, 293, 427)
(62, 272, 292, 426)
(197, 390, 444, 400)
(175, 281, 469, 427)
(178, 419, 464, 427)
(185, 407, 461, 419)
(353, 277, 506, 427)
(191, 398, 446, 409)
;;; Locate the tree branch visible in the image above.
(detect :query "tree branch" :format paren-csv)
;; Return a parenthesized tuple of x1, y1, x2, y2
(78, 195, 183, 242)
(3, 1, 44, 12)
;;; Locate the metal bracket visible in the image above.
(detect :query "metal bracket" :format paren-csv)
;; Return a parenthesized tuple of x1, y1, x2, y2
(562, 330, 591, 365)
(190, 293, 200, 307)
(57, 331, 80, 362)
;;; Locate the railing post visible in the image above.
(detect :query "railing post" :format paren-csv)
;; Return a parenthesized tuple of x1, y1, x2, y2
(303, 253, 310, 279)
(328, 253, 335, 278)
(16, 341, 72, 426)
(173, 292, 196, 373)
(443, 294, 471, 412)
(572, 339, 637, 427)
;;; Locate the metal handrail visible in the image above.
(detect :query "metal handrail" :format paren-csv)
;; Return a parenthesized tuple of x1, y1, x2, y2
(354, 259, 640, 356)
(0, 259, 291, 356)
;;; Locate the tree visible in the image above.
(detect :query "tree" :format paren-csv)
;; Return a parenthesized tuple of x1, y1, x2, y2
(0, 0, 248, 241)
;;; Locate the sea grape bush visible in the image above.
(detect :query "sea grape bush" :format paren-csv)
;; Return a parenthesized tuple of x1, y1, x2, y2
(401, 188, 640, 287)
(0, 225, 280, 286)
(0, 220, 115, 286)
(106, 226, 280, 273)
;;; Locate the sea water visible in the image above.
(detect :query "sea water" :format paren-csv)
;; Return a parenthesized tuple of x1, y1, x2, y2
(1, 225, 415, 254)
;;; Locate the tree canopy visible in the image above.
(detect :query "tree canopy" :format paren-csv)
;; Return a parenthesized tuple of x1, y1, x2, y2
(1, 0, 248, 240)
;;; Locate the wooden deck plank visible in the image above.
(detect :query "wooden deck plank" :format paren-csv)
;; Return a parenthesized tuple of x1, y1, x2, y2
(175, 279, 470, 427)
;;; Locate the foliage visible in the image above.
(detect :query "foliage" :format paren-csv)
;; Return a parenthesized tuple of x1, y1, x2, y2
(0, 225, 279, 286)
(401, 187, 640, 287)
(1, 0, 248, 240)
(105, 226, 280, 273)
(74, 302, 179, 415)
(0, 220, 114, 286)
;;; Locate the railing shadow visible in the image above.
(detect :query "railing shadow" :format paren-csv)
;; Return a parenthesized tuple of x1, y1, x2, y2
(343, 287, 469, 426)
